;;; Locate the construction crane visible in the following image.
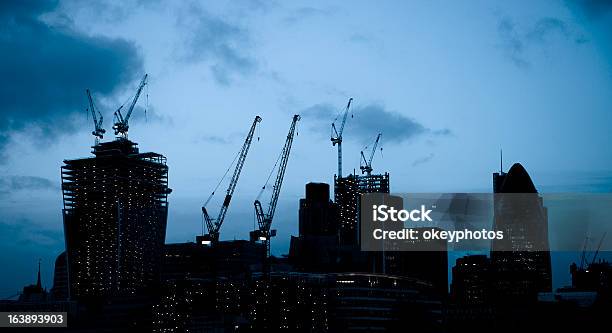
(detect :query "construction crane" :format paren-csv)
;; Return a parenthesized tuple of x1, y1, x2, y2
(251, 115, 300, 260)
(86, 89, 105, 145)
(113, 74, 148, 138)
(331, 98, 353, 178)
(579, 232, 608, 269)
(360, 133, 382, 176)
(590, 232, 607, 266)
(199, 116, 262, 245)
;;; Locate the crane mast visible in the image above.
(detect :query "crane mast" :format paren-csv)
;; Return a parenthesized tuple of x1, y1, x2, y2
(331, 98, 353, 178)
(252, 115, 300, 259)
(86, 89, 106, 145)
(200, 116, 262, 245)
(113, 74, 148, 138)
(360, 133, 381, 176)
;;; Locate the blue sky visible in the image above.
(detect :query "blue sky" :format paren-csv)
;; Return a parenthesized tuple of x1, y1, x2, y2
(1, 0, 611, 296)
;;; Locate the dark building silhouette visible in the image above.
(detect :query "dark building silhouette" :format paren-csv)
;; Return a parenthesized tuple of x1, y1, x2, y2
(570, 259, 612, 298)
(380, 236, 448, 297)
(0, 260, 72, 317)
(299, 183, 338, 236)
(491, 163, 552, 302)
(289, 183, 338, 271)
(153, 272, 442, 332)
(447, 255, 495, 332)
(18, 260, 47, 303)
(451, 255, 492, 304)
(61, 139, 171, 299)
(162, 240, 263, 280)
(50, 252, 68, 301)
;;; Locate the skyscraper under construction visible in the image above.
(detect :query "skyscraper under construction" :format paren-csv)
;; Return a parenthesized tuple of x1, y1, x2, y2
(61, 139, 171, 299)
(335, 173, 390, 246)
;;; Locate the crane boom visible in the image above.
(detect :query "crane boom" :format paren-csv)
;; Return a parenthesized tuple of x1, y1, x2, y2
(590, 232, 607, 266)
(201, 116, 262, 244)
(360, 133, 381, 176)
(113, 74, 148, 138)
(252, 115, 300, 257)
(86, 89, 105, 143)
(331, 98, 353, 178)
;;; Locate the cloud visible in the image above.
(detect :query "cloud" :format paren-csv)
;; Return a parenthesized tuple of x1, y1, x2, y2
(574, 0, 612, 19)
(301, 103, 450, 144)
(498, 16, 583, 68)
(497, 17, 529, 68)
(283, 6, 331, 25)
(0, 0, 144, 157)
(195, 130, 252, 145)
(198, 135, 233, 145)
(412, 153, 435, 167)
(527, 18, 570, 42)
(0, 176, 58, 197)
(128, 105, 173, 126)
(569, 0, 612, 49)
(177, 4, 256, 85)
(0, 219, 63, 247)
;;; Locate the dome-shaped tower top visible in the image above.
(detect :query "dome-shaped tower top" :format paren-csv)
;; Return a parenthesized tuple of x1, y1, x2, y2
(499, 163, 537, 193)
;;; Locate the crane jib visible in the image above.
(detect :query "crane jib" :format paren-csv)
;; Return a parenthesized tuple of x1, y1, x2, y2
(201, 115, 262, 242)
(222, 194, 232, 207)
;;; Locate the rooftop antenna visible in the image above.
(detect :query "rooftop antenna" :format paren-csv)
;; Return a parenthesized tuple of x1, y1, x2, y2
(500, 149, 503, 173)
(36, 258, 41, 288)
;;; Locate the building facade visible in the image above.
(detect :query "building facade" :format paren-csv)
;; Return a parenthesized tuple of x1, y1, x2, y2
(61, 139, 171, 299)
(490, 163, 552, 302)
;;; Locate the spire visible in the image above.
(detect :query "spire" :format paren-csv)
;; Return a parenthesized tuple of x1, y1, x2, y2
(36, 258, 41, 289)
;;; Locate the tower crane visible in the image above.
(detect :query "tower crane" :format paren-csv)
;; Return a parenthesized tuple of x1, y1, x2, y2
(199, 116, 262, 245)
(360, 133, 382, 176)
(86, 89, 106, 145)
(331, 98, 353, 178)
(113, 74, 148, 138)
(251, 115, 300, 260)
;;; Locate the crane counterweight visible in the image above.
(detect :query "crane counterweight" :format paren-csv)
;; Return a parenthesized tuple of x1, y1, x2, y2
(360, 133, 382, 176)
(113, 74, 148, 139)
(86, 89, 106, 145)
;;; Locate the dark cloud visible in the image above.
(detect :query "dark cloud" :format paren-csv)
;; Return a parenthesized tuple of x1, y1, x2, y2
(0, 0, 144, 157)
(498, 16, 583, 68)
(574, 0, 612, 18)
(0, 176, 58, 196)
(195, 131, 251, 145)
(0, 218, 64, 296)
(412, 153, 435, 167)
(199, 135, 233, 145)
(527, 18, 570, 42)
(0, 220, 63, 247)
(302, 103, 450, 144)
(570, 0, 612, 48)
(177, 4, 256, 85)
(498, 17, 529, 68)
